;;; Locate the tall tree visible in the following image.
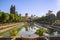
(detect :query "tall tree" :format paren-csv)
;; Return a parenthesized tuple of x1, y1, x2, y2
(46, 10, 56, 24)
(57, 11, 60, 20)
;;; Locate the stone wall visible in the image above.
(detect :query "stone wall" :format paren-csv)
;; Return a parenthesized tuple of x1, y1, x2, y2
(0, 37, 60, 40)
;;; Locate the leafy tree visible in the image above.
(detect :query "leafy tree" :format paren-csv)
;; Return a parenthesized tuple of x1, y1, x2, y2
(9, 14, 15, 22)
(56, 11, 60, 20)
(46, 13, 55, 24)
(39, 16, 46, 24)
(1, 12, 9, 22)
(14, 14, 19, 22)
(33, 10, 56, 24)
(0, 12, 3, 22)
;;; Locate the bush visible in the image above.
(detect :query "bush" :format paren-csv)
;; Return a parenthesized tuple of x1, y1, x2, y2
(35, 28, 47, 36)
(10, 28, 18, 36)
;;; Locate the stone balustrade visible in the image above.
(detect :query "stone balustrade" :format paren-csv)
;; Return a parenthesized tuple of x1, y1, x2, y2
(0, 36, 60, 40)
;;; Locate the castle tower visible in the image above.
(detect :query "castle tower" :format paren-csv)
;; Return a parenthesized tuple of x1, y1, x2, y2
(25, 13, 28, 20)
(10, 5, 16, 14)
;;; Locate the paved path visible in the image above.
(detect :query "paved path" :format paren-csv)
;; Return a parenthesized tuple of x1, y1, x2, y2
(34, 23, 60, 31)
(40, 24, 60, 31)
(0, 22, 24, 33)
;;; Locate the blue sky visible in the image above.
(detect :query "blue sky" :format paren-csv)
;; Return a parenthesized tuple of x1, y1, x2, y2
(0, 0, 60, 16)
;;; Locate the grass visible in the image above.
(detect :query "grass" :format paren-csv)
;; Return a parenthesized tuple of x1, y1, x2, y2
(0, 25, 23, 36)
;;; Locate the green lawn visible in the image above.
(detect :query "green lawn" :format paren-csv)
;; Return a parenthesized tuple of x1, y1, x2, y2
(0, 26, 23, 36)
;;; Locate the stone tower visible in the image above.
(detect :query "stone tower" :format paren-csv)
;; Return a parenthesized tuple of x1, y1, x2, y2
(10, 5, 16, 14)
(25, 13, 28, 20)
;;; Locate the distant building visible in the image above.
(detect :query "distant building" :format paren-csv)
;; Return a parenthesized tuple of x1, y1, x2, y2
(22, 13, 38, 22)
(25, 13, 29, 20)
(31, 15, 34, 19)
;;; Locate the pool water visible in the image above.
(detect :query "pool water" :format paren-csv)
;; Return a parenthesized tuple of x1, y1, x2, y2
(0, 23, 60, 37)
(18, 26, 38, 35)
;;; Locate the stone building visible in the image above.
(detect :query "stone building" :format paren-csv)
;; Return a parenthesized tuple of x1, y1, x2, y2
(25, 13, 29, 20)
(10, 5, 16, 14)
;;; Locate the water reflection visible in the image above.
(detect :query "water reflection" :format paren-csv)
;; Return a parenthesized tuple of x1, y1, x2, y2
(18, 22, 38, 37)
(1, 22, 60, 37)
(18, 22, 60, 37)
